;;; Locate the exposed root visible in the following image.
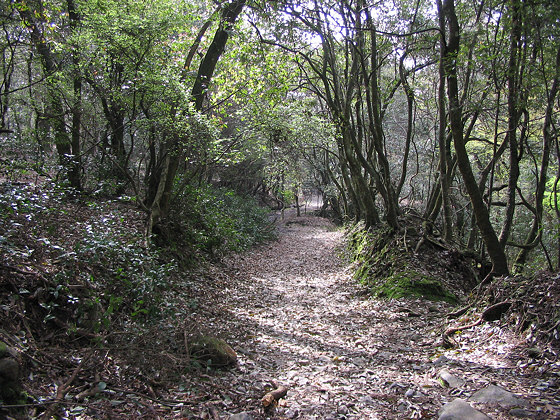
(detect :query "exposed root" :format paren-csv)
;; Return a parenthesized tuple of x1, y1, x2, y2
(444, 301, 512, 337)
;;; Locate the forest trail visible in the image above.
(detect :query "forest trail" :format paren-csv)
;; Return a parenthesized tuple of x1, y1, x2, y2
(189, 212, 551, 419)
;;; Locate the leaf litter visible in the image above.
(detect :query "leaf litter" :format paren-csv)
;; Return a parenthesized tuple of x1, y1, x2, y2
(162, 211, 559, 419)
(1, 201, 559, 419)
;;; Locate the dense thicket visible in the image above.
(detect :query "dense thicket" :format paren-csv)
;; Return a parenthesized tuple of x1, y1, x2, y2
(1, 0, 559, 275)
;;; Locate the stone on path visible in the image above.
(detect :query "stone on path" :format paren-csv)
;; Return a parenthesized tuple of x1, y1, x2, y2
(438, 368, 465, 388)
(438, 398, 490, 420)
(229, 412, 253, 420)
(433, 354, 451, 366)
(468, 384, 528, 408)
(189, 336, 237, 367)
(509, 407, 535, 418)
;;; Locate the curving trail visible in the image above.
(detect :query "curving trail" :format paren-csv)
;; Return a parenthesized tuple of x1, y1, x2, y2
(188, 212, 543, 419)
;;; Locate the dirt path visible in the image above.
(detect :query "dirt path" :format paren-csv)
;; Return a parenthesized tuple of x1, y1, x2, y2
(180, 213, 556, 419)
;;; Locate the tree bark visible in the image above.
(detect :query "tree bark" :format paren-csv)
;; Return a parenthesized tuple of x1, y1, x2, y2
(17, 1, 80, 189)
(513, 44, 560, 272)
(498, 0, 523, 246)
(67, 0, 82, 190)
(439, 0, 509, 275)
(191, 0, 246, 110)
(145, 0, 246, 239)
(436, 5, 453, 242)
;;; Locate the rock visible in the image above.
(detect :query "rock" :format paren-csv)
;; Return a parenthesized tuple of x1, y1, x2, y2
(337, 404, 349, 414)
(285, 408, 299, 419)
(359, 395, 375, 405)
(405, 388, 424, 398)
(190, 336, 237, 367)
(0, 357, 19, 383)
(229, 412, 253, 420)
(388, 382, 407, 393)
(0, 341, 9, 357)
(0, 353, 22, 405)
(468, 384, 528, 408)
(481, 301, 512, 321)
(397, 399, 410, 412)
(438, 398, 491, 420)
(433, 355, 450, 366)
(0, 341, 17, 359)
(509, 408, 534, 418)
(526, 347, 542, 358)
(439, 369, 465, 388)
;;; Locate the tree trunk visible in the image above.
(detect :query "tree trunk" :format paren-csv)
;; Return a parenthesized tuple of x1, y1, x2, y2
(499, 0, 523, 247)
(439, 0, 509, 275)
(191, 0, 246, 110)
(145, 0, 246, 239)
(364, 11, 399, 229)
(18, 3, 80, 189)
(513, 44, 560, 272)
(67, 0, 82, 190)
(396, 53, 414, 199)
(436, 5, 453, 242)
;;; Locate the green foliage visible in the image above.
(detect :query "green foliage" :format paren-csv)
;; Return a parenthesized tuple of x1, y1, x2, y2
(0, 182, 177, 335)
(544, 176, 560, 214)
(237, 97, 335, 205)
(69, 221, 177, 326)
(170, 182, 276, 258)
(0, 135, 44, 182)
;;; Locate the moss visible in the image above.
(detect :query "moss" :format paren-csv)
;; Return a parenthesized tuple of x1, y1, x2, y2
(372, 271, 458, 303)
(0, 342, 8, 358)
(189, 336, 237, 367)
(346, 222, 461, 303)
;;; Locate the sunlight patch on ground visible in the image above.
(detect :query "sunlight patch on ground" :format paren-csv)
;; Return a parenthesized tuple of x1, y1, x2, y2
(214, 215, 546, 419)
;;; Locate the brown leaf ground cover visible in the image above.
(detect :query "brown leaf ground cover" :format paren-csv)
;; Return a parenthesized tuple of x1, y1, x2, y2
(164, 211, 560, 419)
(1, 203, 559, 419)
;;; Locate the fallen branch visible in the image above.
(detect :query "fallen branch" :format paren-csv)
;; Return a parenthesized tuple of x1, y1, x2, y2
(184, 328, 191, 364)
(544, 319, 560, 334)
(447, 305, 471, 319)
(108, 386, 199, 407)
(262, 383, 288, 410)
(444, 317, 483, 338)
(41, 351, 93, 418)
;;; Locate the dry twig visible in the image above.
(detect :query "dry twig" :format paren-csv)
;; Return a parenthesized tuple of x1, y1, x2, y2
(41, 351, 93, 419)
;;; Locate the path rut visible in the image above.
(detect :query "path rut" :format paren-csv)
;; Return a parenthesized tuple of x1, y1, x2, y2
(218, 215, 446, 419)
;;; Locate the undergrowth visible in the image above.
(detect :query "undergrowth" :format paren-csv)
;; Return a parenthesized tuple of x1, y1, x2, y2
(0, 179, 276, 414)
(0, 181, 274, 338)
(166, 182, 276, 260)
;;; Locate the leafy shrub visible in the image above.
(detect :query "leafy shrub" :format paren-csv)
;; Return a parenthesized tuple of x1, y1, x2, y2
(0, 179, 273, 341)
(170, 182, 276, 258)
(0, 182, 176, 336)
(71, 226, 177, 325)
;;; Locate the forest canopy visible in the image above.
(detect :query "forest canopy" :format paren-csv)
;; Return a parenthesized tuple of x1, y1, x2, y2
(1, 0, 559, 274)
